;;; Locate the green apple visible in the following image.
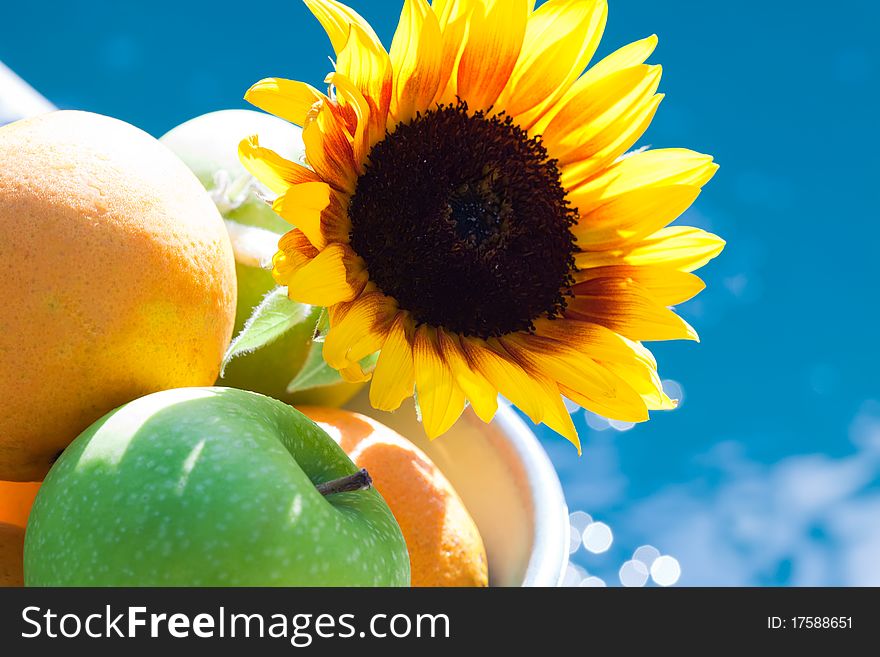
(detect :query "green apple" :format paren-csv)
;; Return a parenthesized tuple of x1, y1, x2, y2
(23, 387, 410, 586)
(160, 110, 364, 407)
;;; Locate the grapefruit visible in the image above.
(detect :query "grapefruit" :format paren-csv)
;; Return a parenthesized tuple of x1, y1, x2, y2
(0, 110, 237, 481)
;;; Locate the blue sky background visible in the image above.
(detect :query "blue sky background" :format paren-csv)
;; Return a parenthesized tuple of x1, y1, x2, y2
(2, 1, 877, 585)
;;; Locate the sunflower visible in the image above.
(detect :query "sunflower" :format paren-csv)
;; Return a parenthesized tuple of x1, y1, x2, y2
(239, 0, 724, 450)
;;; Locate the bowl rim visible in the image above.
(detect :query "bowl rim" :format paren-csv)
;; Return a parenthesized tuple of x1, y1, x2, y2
(492, 405, 570, 587)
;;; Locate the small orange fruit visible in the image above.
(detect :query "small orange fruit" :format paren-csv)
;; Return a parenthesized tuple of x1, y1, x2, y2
(0, 523, 25, 587)
(299, 407, 488, 587)
(0, 480, 40, 529)
(0, 480, 39, 587)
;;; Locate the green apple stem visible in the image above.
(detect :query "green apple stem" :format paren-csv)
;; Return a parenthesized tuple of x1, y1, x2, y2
(316, 468, 373, 496)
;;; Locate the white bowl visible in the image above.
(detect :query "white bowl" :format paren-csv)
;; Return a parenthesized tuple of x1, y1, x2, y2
(346, 394, 570, 587)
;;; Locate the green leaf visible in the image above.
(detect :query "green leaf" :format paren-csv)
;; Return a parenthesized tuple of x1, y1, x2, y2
(221, 287, 312, 375)
(286, 342, 379, 394)
(311, 308, 330, 343)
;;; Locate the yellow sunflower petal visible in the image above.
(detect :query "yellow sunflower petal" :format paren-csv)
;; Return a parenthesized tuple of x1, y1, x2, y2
(602, 357, 675, 410)
(461, 337, 580, 450)
(574, 265, 706, 306)
(336, 23, 393, 137)
(238, 135, 318, 196)
(244, 78, 323, 127)
(273, 228, 318, 283)
(532, 318, 673, 411)
(531, 34, 658, 134)
(437, 329, 498, 424)
(413, 325, 467, 439)
(576, 226, 726, 273)
(569, 148, 718, 209)
(431, 0, 473, 105)
(579, 34, 658, 84)
(390, 0, 444, 123)
(574, 183, 701, 251)
(370, 313, 416, 412)
(503, 333, 648, 424)
(326, 72, 372, 167)
(531, 384, 580, 452)
(456, 0, 529, 111)
(302, 101, 359, 193)
(338, 361, 374, 384)
(303, 0, 381, 54)
(324, 291, 395, 371)
(567, 277, 699, 342)
(285, 243, 367, 306)
(271, 181, 332, 248)
(543, 64, 662, 165)
(560, 93, 664, 188)
(502, 0, 608, 127)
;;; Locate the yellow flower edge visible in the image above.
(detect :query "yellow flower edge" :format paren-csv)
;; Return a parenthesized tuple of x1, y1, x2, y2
(238, 0, 724, 452)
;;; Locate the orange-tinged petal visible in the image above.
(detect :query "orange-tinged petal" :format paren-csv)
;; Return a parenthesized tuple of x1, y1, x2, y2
(271, 181, 332, 248)
(576, 226, 726, 273)
(239, 135, 319, 196)
(574, 265, 706, 306)
(567, 277, 699, 342)
(460, 336, 580, 450)
(503, 332, 648, 423)
(413, 325, 467, 439)
(244, 78, 323, 127)
(286, 243, 367, 306)
(370, 313, 416, 412)
(303, 0, 381, 54)
(574, 183, 701, 250)
(431, 0, 473, 104)
(336, 23, 393, 137)
(273, 228, 318, 283)
(437, 329, 498, 424)
(390, 0, 444, 123)
(325, 291, 395, 370)
(325, 72, 372, 168)
(533, 317, 641, 363)
(302, 101, 359, 194)
(560, 93, 664, 188)
(531, 318, 673, 411)
(536, 320, 676, 410)
(456, 0, 529, 111)
(543, 64, 662, 165)
(460, 336, 542, 424)
(504, 0, 607, 128)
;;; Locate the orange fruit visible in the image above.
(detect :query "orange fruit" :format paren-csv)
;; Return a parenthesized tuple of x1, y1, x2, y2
(299, 407, 488, 587)
(0, 111, 237, 481)
(0, 523, 25, 587)
(0, 480, 40, 529)
(0, 480, 39, 587)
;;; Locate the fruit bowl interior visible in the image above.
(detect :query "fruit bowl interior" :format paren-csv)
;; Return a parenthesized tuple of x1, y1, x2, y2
(346, 393, 569, 587)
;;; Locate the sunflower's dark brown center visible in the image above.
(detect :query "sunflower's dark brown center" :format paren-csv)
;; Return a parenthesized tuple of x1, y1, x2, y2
(348, 101, 577, 338)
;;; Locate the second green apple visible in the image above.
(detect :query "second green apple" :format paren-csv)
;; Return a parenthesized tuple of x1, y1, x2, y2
(160, 110, 363, 407)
